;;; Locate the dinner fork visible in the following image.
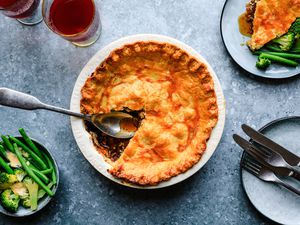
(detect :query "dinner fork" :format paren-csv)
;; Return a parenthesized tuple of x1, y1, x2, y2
(245, 138, 300, 177)
(242, 156, 300, 196)
(242, 124, 300, 166)
(233, 134, 299, 178)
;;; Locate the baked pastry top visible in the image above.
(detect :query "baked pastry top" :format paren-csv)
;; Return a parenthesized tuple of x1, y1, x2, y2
(80, 42, 218, 185)
(248, 0, 300, 50)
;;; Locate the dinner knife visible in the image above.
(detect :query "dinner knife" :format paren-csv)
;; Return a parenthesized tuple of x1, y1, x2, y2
(233, 134, 300, 181)
(242, 124, 300, 167)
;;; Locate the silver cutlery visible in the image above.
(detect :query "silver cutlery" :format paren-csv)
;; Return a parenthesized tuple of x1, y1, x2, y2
(242, 124, 300, 166)
(0, 88, 137, 139)
(233, 134, 300, 180)
(242, 155, 300, 196)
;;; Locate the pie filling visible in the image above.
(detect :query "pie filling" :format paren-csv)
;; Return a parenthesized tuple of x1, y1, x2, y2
(245, 0, 259, 34)
(80, 41, 218, 185)
(84, 108, 145, 162)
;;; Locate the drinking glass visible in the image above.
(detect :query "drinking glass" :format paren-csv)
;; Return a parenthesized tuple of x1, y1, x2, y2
(42, 0, 101, 47)
(0, 0, 43, 25)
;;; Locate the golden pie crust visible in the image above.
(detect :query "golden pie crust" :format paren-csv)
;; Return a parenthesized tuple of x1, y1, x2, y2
(80, 42, 218, 185)
(248, 0, 300, 50)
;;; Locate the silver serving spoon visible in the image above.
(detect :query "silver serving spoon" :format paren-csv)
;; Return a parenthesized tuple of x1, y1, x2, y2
(0, 88, 137, 139)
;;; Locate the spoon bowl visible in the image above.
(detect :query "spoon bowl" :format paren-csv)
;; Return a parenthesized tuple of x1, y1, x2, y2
(90, 112, 137, 139)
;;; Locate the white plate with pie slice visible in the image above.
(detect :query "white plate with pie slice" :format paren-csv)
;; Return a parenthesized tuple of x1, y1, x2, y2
(70, 34, 226, 189)
(221, 0, 300, 79)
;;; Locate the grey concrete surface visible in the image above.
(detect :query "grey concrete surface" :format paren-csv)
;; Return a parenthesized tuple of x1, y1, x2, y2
(0, 0, 298, 224)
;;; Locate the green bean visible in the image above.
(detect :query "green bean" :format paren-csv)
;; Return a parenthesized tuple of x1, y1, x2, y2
(29, 163, 52, 183)
(27, 159, 42, 170)
(41, 168, 53, 175)
(257, 51, 300, 59)
(29, 165, 49, 184)
(18, 128, 42, 158)
(27, 162, 42, 173)
(0, 155, 14, 174)
(38, 182, 54, 199)
(14, 144, 53, 197)
(260, 53, 298, 67)
(9, 136, 47, 170)
(0, 145, 7, 160)
(1, 135, 14, 152)
(51, 170, 56, 184)
(43, 153, 56, 184)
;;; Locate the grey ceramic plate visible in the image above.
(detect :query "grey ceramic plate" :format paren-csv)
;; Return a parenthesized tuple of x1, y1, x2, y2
(241, 117, 300, 225)
(0, 137, 59, 217)
(220, 0, 300, 79)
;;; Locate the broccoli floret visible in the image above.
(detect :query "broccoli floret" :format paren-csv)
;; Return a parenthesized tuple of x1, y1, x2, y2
(23, 177, 38, 211)
(14, 169, 26, 182)
(289, 18, 300, 34)
(256, 56, 271, 70)
(11, 182, 29, 200)
(0, 189, 20, 212)
(20, 198, 31, 208)
(0, 173, 18, 189)
(271, 33, 295, 51)
(292, 36, 300, 51)
(290, 19, 300, 52)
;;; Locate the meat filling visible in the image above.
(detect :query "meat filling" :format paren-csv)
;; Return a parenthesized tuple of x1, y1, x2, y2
(84, 108, 145, 162)
(246, 0, 260, 34)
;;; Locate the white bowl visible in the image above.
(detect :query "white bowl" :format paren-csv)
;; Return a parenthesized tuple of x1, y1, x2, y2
(70, 34, 226, 189)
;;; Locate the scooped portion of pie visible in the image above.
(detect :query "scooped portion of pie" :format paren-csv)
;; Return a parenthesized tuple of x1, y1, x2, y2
(246, 0, 300, 50)
(80, 42, 218, 185)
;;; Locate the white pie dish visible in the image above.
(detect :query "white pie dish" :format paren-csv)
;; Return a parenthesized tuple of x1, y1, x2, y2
(70, 34, 226, 189)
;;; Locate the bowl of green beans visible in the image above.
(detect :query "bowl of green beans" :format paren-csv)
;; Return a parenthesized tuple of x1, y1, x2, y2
(0, 128, 59, 217)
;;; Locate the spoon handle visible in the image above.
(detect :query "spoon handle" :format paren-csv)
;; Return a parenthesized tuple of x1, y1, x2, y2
(42, 104, 88, 119)
(0, 88, 89, 120)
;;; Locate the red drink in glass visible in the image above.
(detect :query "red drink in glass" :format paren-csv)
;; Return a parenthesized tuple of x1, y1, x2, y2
(0, 0, 40, 19)
(0, 0, 18, 9)
(43, 0, 101, 47)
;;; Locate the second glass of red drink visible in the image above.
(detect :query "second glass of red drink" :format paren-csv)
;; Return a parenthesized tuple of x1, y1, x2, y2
(42, 0, 101, 47)
(0, 0, 43, 25)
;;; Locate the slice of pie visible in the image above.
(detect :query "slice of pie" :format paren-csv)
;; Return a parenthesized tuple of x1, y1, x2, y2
(247, 0, 300, 50)
(80, 42, 218, 186)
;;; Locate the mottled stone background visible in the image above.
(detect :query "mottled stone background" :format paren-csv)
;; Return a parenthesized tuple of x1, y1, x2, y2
(0, 0, 299, 224)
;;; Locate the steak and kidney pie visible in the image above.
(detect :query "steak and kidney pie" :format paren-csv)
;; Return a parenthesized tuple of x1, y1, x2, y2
(80, 42, 218, 185)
